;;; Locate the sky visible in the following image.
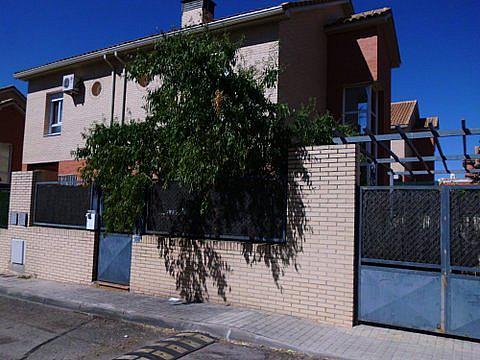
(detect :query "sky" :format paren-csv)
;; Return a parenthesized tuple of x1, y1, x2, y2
(1, 0, 479, 173)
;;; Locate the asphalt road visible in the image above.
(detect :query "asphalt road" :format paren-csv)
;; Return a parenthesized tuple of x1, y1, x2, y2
(0, 296, 319, 360)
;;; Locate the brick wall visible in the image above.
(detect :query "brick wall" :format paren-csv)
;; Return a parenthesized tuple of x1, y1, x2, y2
(0, 171, 96, 284)
(1, 145, 358, 326)
(130, 144, 359, 327)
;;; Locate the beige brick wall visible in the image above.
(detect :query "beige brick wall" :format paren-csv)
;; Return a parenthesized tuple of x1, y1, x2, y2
(0, 171, 96, 284)
(130, 144, 358, 327)
(23, 25, 280, 166)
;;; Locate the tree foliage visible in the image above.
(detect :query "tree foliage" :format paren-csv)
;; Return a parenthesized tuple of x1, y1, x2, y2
(75, 31, 350, 233)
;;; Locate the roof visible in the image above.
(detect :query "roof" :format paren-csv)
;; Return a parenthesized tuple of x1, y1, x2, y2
(282, 0, 352, 10)
(423, 116, 439, 129)
(391, 100, 439, 130)
(328, 7, 390, 26)
(14, 0, 353, 80)
(0, 86, 26, 113)
(0, 85, 26, 101)
(391, 100, 418, 128)
(325, 7, 401, 68)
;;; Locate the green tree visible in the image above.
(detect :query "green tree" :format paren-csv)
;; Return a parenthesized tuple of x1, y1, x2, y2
(75, 31, 348, 233)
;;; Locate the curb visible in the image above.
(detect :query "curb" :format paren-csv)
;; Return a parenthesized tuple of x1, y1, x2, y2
(0, 285, 342, 359)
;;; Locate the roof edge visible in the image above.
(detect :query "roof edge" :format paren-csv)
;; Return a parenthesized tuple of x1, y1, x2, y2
(15, 0, 353, 81)
(325, 8, 401, 68)
(14, 5, 286, 80)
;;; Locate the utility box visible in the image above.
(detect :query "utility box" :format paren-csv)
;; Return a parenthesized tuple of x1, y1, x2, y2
(17, 213, 28, 227)
(9, 212, 18, 226)
(85, 210, 97, 230)
(11, 239, 25, 265)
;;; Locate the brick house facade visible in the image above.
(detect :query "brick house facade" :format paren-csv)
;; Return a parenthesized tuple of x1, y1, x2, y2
(1, 0, 408, 327)
(14, 0, 399, 182)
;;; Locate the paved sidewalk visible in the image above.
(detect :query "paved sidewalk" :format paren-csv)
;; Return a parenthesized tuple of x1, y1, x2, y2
(0, 275, 479, 360)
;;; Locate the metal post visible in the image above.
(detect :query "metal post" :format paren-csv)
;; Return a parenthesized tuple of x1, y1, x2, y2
(440, 186, 451, 333)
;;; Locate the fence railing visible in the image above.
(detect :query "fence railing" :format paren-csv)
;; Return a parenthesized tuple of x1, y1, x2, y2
(33, 182, 92, 229)
(146, 179, 287, 242)
(0, 187, 9, 229)
(30, 178, 287, 242)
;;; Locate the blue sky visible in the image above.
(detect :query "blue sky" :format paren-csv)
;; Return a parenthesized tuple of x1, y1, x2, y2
(1, 0, 479, 171)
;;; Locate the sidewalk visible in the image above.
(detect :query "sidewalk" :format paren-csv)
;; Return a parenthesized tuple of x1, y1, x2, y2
(0, 275, 478, 360)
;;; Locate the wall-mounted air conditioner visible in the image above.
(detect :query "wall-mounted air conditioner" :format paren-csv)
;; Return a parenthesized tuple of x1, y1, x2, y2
(63, 74, 80, 94)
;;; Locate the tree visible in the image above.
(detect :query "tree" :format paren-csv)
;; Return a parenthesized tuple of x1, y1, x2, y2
(75, 31, 349, 233)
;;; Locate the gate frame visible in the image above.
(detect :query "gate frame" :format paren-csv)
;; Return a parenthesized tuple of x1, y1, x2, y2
(357, 185, 480, 338)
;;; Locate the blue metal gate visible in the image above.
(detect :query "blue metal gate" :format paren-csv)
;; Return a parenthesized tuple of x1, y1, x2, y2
(358, 186, 480, 339)
(97, 233, 132, 286)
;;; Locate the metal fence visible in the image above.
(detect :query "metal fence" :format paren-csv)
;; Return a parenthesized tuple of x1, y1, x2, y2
(361, 187, 441, 265)
(0, 187, 9, 229)
(146, 179, 287, 242)
(450, 188, 480, 269)
(33, 182, 92, 229)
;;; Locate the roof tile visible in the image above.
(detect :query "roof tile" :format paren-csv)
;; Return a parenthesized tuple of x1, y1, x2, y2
(391, 100, 417, 128)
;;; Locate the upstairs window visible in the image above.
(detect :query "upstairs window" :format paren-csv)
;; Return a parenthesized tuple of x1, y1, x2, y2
(47, 93, 63, 135)
(343, 85, 377, 134)
(343, 85, 379, 185)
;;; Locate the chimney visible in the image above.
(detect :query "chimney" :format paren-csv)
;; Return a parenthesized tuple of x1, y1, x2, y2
(181, 0, 216, 27)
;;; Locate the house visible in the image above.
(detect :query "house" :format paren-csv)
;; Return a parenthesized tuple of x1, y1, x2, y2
(465, 145, 480, 183)
(0, 86, 26, 186)
(390, 100, 439, 184)
(3, 0, 408, 327)
(14, 0, 400, 185)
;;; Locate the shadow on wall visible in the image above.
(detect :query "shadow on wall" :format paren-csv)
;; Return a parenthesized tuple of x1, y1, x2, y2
(150, 148, 312, 303)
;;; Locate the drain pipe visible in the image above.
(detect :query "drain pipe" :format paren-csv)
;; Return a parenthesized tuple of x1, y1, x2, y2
(114, 51, 128, 126)
(103, 54, 116, 126)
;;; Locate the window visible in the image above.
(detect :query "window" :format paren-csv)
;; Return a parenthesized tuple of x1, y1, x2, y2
(0, 143, 12, 185)
(91, 81, 102, 97)
(343, 85, 377, 134)
(343, 85, 379, 185)
(47, 93, 63, 135)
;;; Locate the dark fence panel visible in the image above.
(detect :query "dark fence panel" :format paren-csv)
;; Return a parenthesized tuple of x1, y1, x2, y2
(146, 179, 286, 242)
(0, 187, 9, 229)
(361, 188, 441, 264)
(450, 189, 480, 268)
(33, 183, 92, 229)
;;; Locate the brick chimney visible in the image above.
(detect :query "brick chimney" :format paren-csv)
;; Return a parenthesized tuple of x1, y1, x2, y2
(181, 0, 216, 28)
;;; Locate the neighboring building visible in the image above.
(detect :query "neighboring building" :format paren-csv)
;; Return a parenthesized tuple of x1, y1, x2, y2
(390, 100, 439, 184)
(0, 86, 26, 186)
(14, 0, 400, 185)
(465, 145, 480, 183)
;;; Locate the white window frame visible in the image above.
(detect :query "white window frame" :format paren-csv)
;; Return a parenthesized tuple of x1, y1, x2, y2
(47, 93, 63, 135)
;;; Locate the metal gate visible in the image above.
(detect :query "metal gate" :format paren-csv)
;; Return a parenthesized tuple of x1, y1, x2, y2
(358, 186, 480, 339)
(97, 233, 132, 286)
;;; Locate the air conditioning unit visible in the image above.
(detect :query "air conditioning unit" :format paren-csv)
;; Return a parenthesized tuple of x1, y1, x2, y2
(63, 74, 80, 94)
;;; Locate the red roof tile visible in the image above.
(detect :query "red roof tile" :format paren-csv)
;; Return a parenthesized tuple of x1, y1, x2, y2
(391, 100, 417, 128)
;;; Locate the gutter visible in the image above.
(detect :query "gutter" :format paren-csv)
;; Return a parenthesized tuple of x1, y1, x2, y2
(103, 55, 116, 126)
(114, 51, 128, 125)
(14, 5, 286, 80)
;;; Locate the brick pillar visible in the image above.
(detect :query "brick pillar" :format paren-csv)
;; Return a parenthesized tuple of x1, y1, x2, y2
(289, 144, 358, 326)
(9, 171, 36, 222)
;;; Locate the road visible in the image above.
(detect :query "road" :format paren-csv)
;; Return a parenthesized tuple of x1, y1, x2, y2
(0, 296, 319, 360)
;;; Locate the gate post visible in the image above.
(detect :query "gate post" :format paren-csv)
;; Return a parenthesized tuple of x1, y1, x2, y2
(440, 186, 451, 333)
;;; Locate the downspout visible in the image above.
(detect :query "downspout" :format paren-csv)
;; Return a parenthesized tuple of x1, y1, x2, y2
(103, 54, 116, 126)
(114, 51, 128, 125)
